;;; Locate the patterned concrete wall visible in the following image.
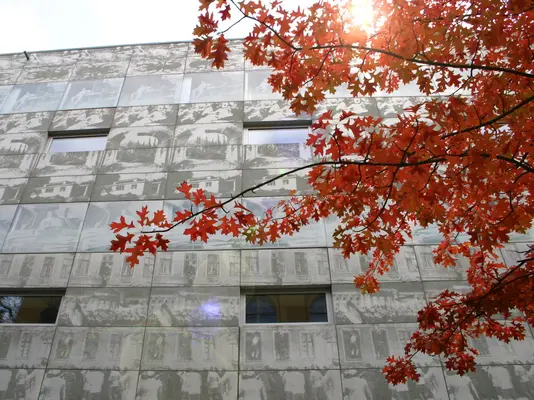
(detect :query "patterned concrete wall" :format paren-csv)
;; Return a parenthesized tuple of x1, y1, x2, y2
(0, 42, 532, 400)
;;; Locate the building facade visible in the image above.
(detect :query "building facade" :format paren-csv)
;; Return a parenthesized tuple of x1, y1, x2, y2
(0, 41, 532, 399)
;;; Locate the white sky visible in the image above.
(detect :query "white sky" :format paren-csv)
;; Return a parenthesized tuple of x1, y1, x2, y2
(0, 0, 313, 54)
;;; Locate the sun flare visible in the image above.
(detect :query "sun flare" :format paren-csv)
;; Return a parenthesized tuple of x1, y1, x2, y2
(350, 0, 375, 29)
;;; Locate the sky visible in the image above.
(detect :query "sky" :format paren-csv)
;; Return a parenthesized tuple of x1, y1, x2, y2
(0, 0, 312, 54)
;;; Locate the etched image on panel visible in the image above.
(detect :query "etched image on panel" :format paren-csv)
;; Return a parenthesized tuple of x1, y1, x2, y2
(32, 151, 103, 177)
(3, 203, 88, 253)
(0, 205, 17, 248)
(72, 60, 129, 80)
(245, 332, 262, 362)
(244, 100, 313, 122)
(27, 50, 80, 66)
(166, 170, 241, 199)
(181, 72, 244, 103)
(147, 287, 239, 327)
(174, 123, 243, 146)
(128, 56, 186, 76)
(169, 145, 242, 172)
(137, 371, 237, 400)
(23, 175, 95, 203)
(239, 370, 342, 400)
(415, 245, 468, 280)
(100, 148, 168, 174)
(1, 82, 67, 113)
(17, 65, 73, 84)
(0, 253, 73, 287)
(241, 249, 329, 285)
(106, 126, 173, 149)
(241, 197, 327, 248)
(50, 327, 143, 370)
(59, 78, 123, 110)
(40, 369, 138, 400)
(0, 132, 46, 155)
(153, 251, 240, 286)
(342, 368, 449, 400)
(177, 101, 243, 124)
(92, 173, 166, 201)
(70, 252, 154, 287)
(0, 154, 35, 179)
(118, 75, 183, 106)
(186, 40, 243, 72)
(242, 168, 311, 197)
(0, 369, 44, 400)
(49, 108, 115, 131)
(0, 327, 54, 368)
(0, 111, 53, 133)
(0, 178, 27, 204)
(113, 104, 178, 127)
(316, 97, 380, 118)
(141, 327, 239, 371)
(57, 287, 149, 327)
(333, 282, 426, 323)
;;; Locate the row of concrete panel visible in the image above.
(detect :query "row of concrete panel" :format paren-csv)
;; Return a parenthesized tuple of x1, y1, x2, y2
(0, 322, 533, 370)
(0, 244, 530, 287)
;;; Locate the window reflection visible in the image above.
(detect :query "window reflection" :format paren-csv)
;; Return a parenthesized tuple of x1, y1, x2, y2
(246, 127, 310, 145)
(119, 75, 183, 106)
(59, 78, 123, 110)
(49, 136, 107, 153)
(1, 82, 67, 113)
(181, 72, 244, 103)
(246, 293, 328, 323)
(245, 70, 282, 101)
(0, 295, 62, 324)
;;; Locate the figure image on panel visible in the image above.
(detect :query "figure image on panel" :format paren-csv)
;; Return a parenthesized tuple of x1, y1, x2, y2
(148, 333, 165, 361)
(177, 332, 193, 361)
(282, 371, 306, 400)
(137, 371, 163, 400)
(245, 332, 262, 362)
(271, 252, 284, 285)
(294, 252, 309, 276)
(55, 333, 74, 360)
(207, 371, 227, 400)
(239, 372, 267, 399)
(343, 330, 362, 360)
(184, 253, 198, 285)
(83, 370, 105, 400)
(180, 371, 202, 400)
(446, 374, 480, 400)
(274, 332, 290, 361)
(14, 369, 40, 400)
(309, 371, 335, 400)
(343, 371, 373, 400)
(82, 332, 99, 360)
(371, 329, 389, 360)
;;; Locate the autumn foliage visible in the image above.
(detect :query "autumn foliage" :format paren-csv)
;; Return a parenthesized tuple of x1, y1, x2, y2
(110, 0, 534, 384)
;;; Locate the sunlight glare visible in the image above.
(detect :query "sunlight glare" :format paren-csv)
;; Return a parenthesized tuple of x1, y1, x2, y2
(350, 0, 375, 29)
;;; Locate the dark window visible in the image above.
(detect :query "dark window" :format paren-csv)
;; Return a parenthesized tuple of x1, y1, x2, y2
(0, 294, 63, 324)
(245, 293, 328, 324)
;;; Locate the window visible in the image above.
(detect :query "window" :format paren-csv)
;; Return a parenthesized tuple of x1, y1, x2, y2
(115, 185, 125, 191)
(0, 293, 63, 324)
(48, 135, 107, 153)
(45, 188, 54, 193)
(205, 181, 212, 188)
(245, 127, 310, 145)
(244, 292, 329, 324)
(130, 184, 138, 190)
(60, 187, 66, 192)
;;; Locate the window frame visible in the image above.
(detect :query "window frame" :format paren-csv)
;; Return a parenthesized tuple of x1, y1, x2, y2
(240, 287, 333, 326)
(47, 130, 109, 153)
(0, 289, 65, 326)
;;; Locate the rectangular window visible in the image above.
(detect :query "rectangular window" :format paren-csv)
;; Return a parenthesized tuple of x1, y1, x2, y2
(0, 293, 64, 324)
(48, 135, 107, 153)
(131, 184, 138, 190)
(245, 127, 310, 145)
(45, 188, 54, 193)
(244, 291, 329, 324)
(115, 185, 125, 191)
